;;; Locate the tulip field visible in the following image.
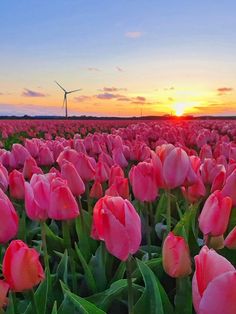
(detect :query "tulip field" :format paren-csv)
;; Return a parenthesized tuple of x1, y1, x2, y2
(0, 118, 236, 314)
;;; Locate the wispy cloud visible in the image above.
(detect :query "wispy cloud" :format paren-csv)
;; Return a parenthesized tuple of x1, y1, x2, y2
(100, 87, 127, 92)
(22, 88, 47, 97)
(87, 67, 101, 72)
(74, 95, 91, 102)
(116, 66, 124, 72)
(96, 93, 123, 100)
(125, 31, 143, 38)
(217, 87, 233, 95)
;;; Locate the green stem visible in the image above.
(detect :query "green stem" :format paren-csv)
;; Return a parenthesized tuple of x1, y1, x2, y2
(166, 190, 171, 235)
(29, 289, 39, 314)
(18, 210, 26, 242)
(40, 221, 51, 288)
(144, 202, 152, 260)
(77, 197, 85, 229)
(62, 221, 77, 292)
(85, 182, 92, 214)
(11, 292, 17, 314)
(126, 255, 134, 314)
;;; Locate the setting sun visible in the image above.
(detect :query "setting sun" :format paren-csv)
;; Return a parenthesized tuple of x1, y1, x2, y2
(173, 103, 187, 116)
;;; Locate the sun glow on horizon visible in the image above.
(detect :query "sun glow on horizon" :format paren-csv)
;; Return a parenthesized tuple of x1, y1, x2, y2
(173, 103, 188, 116)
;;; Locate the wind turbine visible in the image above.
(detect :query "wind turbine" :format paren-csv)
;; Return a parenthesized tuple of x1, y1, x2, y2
(55, 81, 81, 118)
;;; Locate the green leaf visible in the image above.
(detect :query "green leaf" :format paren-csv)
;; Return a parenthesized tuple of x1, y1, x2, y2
(60, 281, 106, 314)
(23, 278, 49, 314)
(110, 261, 126, 284)
(56, 249, 69, 284)
(175, 277, 192, 314)
(155, 192, 168, 223)
(75, 243, 97, 293)
(51, 301, 57, 314)
(134, 259, 164, 314)
(87, 279, 144, 311)
(75, 209, 97, 262)
(6, 293, 15, 314)
(45, 224, 64, 253)
(89, 244, 107, 291)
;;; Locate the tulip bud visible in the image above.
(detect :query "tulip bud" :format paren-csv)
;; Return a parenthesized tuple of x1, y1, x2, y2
(9, 170, 25, 200)
(91, 196, 141, 261)
(0, 280, 9, 308)
(2, 240, 44, 292)
(0, 189, 18, 244)
(199, 190, 232, 237)
(162, 232, 192, 278)
(129, 161, 158, 202)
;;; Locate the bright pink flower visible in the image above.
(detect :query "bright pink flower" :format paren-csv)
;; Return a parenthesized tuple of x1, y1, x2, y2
(48, 178, 80, 220)
(162, 147, 190, 189)
(192, 246, 236, 314)
(181, 175, 206, 203)
(162, 232, 192, 278)
(224, 226, 236, 249)
(0, 189, 18, 244)
(38, 146, 54, 166)
(75, 152, 96, 182)
(199, 190, 232, 236)
(9, 170, 25, 200)
(109, 165, 124, 186)
(0, 280, 9, 308)
(112, 147, 128, 168)
(2, 240, 44, 292)
(0, 163, 8, 192)
(95, 161, 110, 183)
(23, 156, 40, 179)
(24, 174, 51, 221)
(90, 181, 103, 199)
(61, 161, 85, 196)
(222, 169, 236, 206)
(11, 144, 31, 167)
(129, 161, 158, 202)
(91, 196, 141, 261)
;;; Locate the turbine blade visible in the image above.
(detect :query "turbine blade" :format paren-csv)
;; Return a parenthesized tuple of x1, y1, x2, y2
(62, 95, 66, 108)
(55, 81, 66, 92)
(67, 88, 82, 94)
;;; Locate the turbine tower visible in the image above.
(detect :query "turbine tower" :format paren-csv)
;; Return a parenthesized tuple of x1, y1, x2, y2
(55, 81, 81, 118)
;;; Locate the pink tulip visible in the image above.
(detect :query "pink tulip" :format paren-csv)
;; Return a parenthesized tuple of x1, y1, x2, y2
(0, 189, 19, 244)
(48, 177, 80, 220)
(162, 232, 192, 278)
(224, 226, 236, 249)
(192, 246, 236, 314)
(199, 190, 232, 237)
(95, 161, 110, 183)
(162, 147, 190, 189)
(109, 165, 124, 186)
(0, 163, 8, 192)
(0, 280, 9, 308)
(11, 144, 30, 167)
(24, 174, 51, 221)
(2, 240, 45, 292)
(129, 161, 158, 202)
(222, 169, 236, 206)
(91, 196, 141, 261)
(9, 170, 25, 199)
(75, 152, 96, 182)
(90, 181, 103, 199)
(107, 177, 129, 199)
(61, 161, 85, 196)
(38, 146, 54, 166)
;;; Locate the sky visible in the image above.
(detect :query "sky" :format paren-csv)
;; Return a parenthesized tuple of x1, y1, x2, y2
(0, 0, 236, 117)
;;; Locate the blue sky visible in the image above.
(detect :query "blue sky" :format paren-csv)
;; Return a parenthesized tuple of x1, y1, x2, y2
(0, 0, 236, 116)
